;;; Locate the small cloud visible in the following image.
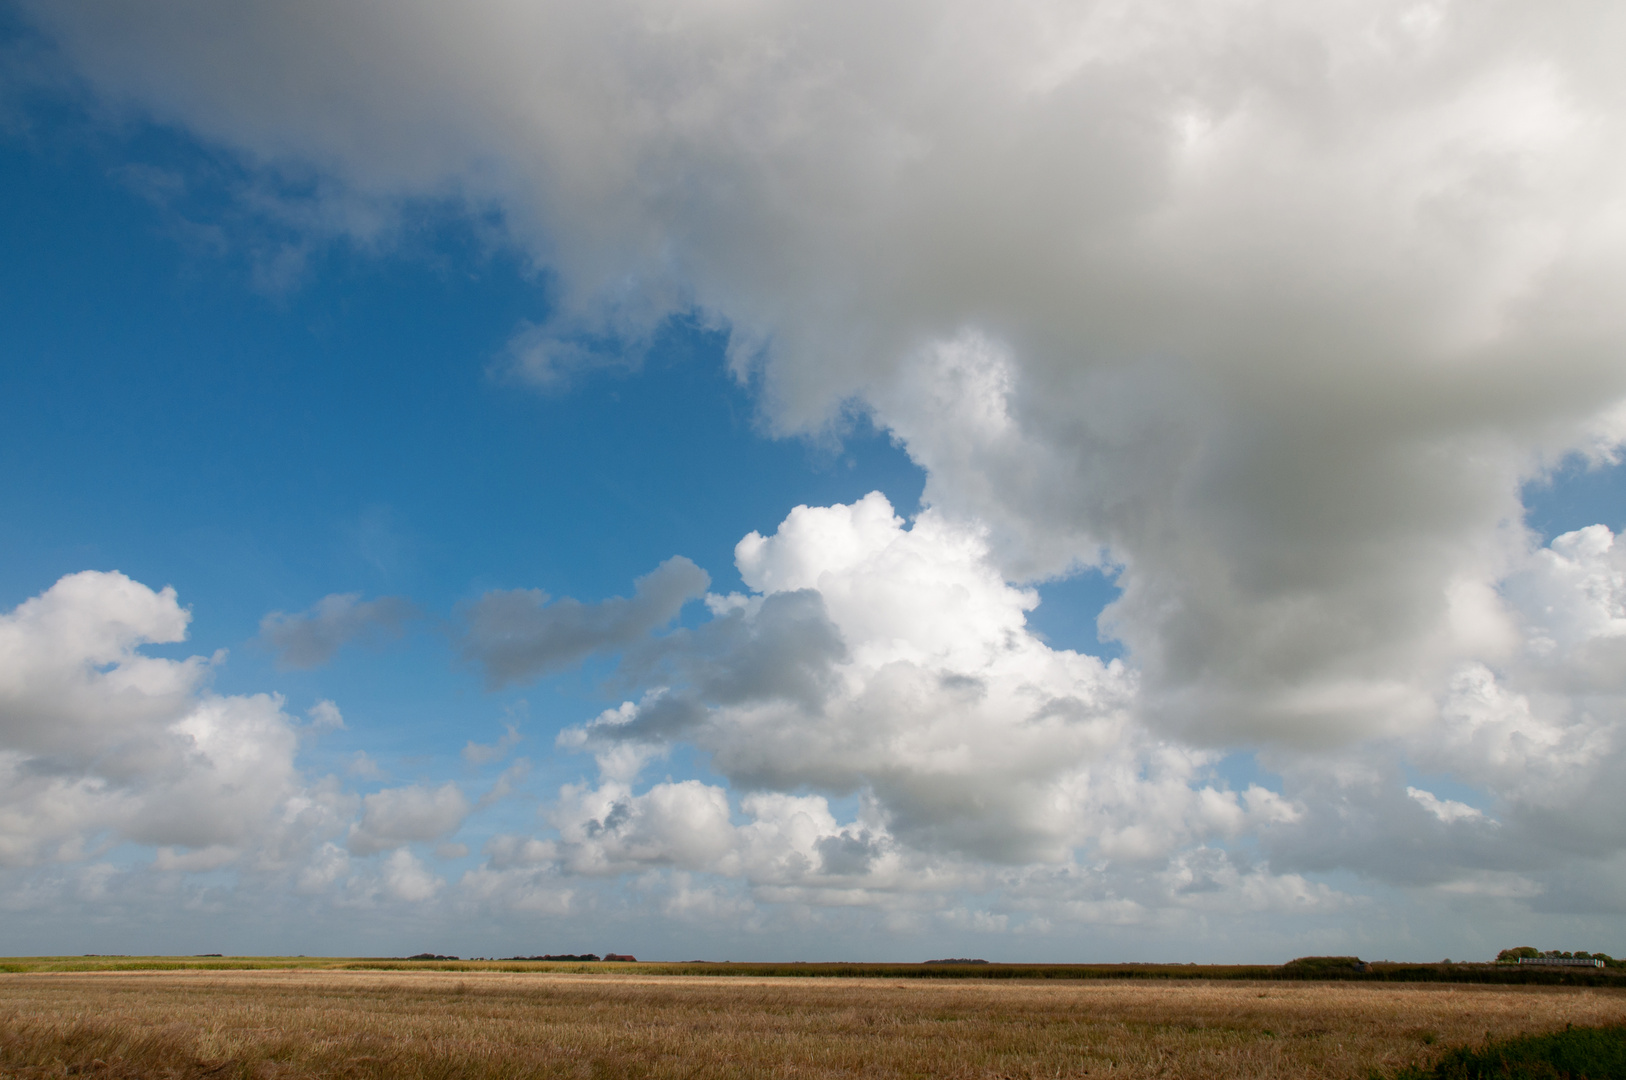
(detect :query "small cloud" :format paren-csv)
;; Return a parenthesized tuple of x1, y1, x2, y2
(259, 593, 418, 670)
(344, 504, 415, 576)
(1407, 786, 1492, 825)
(297, 842, 350, 895)
(494, 318, 643, 392)
(459, 556, 709, 688)
(483, 834, 557, 869)
(111, 162, 188, 206)
(434, 842, 470, 860)
(346, 751, 387, 781)
(307, 699, 345, 731)
(477, 759, 532, 809)
(1435, 871, 1543, 898)
(381, 848, 443, 902)
(463, 723, 523, 765)
(152, 845, 239, 872)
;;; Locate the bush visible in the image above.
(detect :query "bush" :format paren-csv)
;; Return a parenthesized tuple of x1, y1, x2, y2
(1282, 956, 1368, 977)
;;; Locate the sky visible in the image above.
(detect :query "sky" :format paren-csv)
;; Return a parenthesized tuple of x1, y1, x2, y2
(2, 0, 1625, 963)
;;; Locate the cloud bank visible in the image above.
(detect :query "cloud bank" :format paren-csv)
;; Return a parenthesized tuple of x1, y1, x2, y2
(3, 509, 1625, 952)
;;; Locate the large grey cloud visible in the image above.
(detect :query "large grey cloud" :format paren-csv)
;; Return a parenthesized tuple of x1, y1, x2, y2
(20, 0, 1626, 750)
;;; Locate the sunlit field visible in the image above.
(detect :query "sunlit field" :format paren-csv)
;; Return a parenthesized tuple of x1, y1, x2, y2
(2, 969, 1622, 1079)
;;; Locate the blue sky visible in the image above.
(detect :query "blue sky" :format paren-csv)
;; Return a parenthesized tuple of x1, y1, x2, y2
(4, 1, 1626, 963)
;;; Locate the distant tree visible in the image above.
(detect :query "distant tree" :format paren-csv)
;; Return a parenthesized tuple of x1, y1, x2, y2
(1496, 947, 1541, 962)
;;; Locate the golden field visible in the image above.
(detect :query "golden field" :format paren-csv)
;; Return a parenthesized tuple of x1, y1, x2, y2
(1, 969, 1622, 1079)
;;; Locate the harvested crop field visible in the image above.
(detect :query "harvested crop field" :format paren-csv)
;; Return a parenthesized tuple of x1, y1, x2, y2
(1, 970, 1622, 1079)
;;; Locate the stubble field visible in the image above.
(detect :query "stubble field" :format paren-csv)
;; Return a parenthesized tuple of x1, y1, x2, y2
(1, 970, 1621, 1079)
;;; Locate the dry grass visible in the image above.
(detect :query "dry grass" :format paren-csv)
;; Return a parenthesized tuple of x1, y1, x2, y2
(1, 970, 1621, 1079)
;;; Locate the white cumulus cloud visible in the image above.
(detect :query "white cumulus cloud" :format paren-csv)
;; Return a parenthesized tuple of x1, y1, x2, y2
(0, 571, 337, 869)
(531, 495, 1319, 918)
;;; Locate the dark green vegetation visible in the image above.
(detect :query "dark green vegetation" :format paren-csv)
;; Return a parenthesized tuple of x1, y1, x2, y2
(1395, 1022, 1626, 1079)
(1284, 956, 1372, 976)
(2, 955, 1625, 986)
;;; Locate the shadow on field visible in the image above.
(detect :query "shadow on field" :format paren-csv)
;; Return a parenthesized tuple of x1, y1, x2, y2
(1387, 1023, 1626, 1080)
